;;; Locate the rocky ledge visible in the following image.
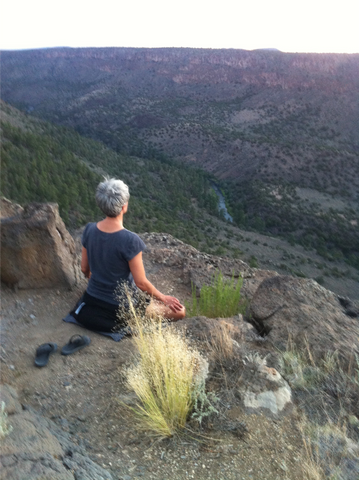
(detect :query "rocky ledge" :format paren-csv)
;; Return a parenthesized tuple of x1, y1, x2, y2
(0, 384, 113, 480)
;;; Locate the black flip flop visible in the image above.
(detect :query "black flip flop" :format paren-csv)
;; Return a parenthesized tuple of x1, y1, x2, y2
(34, 343, 58, 367)
(61, 335, 91, 356)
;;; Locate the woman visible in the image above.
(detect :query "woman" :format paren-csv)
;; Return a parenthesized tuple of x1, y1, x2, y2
(75, 177, 185, 333)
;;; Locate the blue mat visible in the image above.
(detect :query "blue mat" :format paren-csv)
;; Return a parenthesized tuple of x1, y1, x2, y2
(63, 314, 129, 342)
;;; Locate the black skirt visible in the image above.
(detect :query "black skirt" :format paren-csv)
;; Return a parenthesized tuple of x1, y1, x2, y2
(71, 291, 149, 333)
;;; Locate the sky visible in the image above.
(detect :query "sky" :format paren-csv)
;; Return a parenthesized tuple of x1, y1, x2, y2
(1, 0, 358, 53)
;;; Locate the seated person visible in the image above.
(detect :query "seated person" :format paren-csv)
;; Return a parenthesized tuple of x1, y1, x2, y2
(72, 177, 186, 333)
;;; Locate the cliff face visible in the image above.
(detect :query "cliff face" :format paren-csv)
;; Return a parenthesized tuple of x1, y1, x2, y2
(3, 47, 359, 93)
(2, 48, 358, 179)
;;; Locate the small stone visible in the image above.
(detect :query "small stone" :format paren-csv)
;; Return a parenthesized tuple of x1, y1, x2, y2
(77, 415, 86, 422)
(29, 314, 36, 319)
(8, 365, 15, 371)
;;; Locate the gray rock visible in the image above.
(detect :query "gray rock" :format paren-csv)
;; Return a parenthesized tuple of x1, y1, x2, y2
(237, 354, 293, 417)
(0, 385, 113, 480)
(1, 201, 78, 289)
(250, 275, 359, 365)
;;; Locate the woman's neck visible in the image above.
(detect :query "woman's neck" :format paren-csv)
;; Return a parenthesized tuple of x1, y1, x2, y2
(96, 216, 124, 233)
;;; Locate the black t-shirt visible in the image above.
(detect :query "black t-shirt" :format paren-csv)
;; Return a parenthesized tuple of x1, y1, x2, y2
(82, 223, 146, 304)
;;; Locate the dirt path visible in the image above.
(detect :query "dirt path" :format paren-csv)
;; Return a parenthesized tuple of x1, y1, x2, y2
(1, 257, 306, 480)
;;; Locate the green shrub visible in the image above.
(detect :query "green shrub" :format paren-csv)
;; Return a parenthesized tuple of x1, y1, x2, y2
(249, 255, 258, 268)
(185, 271, 245, 318)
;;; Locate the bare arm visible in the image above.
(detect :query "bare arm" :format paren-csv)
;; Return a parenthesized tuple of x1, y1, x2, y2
(81, 247, 91, 279)
(129, 252, 183, 312)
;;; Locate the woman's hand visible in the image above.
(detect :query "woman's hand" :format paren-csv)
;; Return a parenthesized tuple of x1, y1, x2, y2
(162, 295, 184, 313)
(129, 253, 184, 313)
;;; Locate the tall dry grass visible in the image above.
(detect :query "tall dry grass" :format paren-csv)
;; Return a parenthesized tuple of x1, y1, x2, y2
(123, 302, 207, 437)
(279, 339, 359, 480)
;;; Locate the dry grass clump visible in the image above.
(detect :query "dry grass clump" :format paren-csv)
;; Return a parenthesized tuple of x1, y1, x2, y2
(206, 323, 236, 364)
(299, 418, 359, 480)
(281, 339, 339, 385)
(279, 339, 359, 480)
(279, 339, 359, 410)
(123, 304, 209, 437)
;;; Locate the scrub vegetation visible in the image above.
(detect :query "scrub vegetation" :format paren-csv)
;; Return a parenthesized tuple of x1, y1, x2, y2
(185, 271, 245, 318)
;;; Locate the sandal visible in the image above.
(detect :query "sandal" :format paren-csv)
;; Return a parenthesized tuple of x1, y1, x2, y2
(61, 335, 91, 356)
(34, 343, 58, 367)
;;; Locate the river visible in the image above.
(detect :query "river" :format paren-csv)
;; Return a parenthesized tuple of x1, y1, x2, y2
(212, 183, 233, 223)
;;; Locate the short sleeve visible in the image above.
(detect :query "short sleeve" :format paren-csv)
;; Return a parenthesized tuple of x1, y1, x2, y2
(81, 223, 92, 249)
(123, 233, 146, 261)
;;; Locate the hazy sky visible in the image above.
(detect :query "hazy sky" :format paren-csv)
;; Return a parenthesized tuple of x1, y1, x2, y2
(1, 0, 358, 53)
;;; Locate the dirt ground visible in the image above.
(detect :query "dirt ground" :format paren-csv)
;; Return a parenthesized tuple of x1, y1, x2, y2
(1, 261, 307, 480)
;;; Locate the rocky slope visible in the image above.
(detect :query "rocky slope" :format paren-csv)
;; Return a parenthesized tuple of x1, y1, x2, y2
(1, 204, 359, 479)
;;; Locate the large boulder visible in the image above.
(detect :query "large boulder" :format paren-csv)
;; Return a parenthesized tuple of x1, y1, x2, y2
(250, 275, 359, 364)
(1, 202, 78, 289)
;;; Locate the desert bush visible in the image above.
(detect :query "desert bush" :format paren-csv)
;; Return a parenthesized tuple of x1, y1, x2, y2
(185, 271, 245, 318)
(123, 304, 212, 437)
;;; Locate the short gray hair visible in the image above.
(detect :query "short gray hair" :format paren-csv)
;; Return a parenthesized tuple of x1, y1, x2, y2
(95, 177, 130, 217)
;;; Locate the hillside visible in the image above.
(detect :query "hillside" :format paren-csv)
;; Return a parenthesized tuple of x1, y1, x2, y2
(2, 48, 359, 181)
(1, 100, 358, 299)
(1, 47, 359, 270)
(0, 100, 218, 233)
